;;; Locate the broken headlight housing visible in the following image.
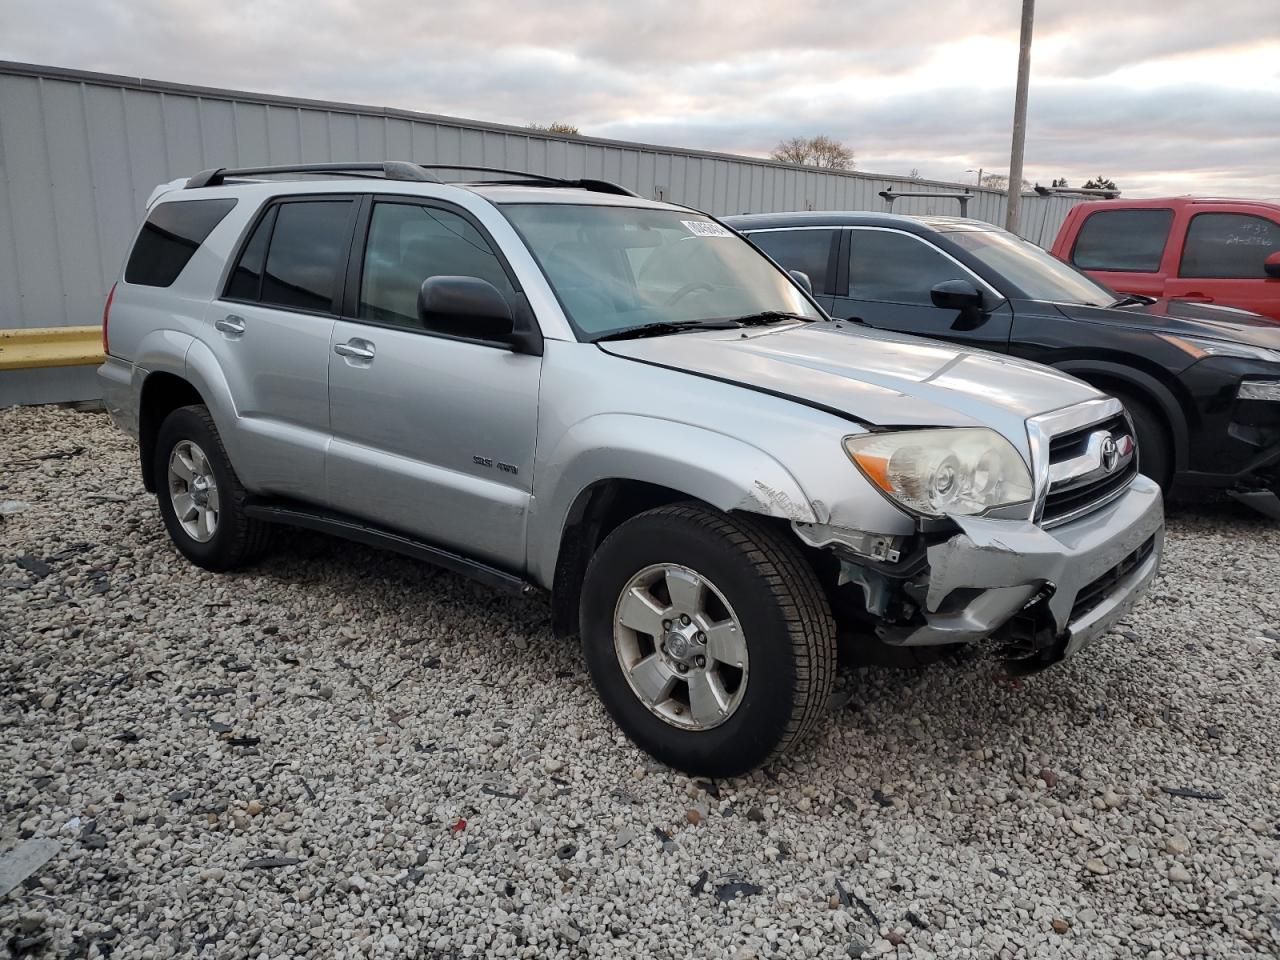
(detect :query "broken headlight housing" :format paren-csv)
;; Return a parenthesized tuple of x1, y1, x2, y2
(844, 428, 1033, 518)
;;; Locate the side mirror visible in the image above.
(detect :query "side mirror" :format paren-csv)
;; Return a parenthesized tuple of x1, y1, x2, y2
(930, 279, 985, 311)
(418, 276, 515, 343)
(1264, 251, 1280, 280)
(788, 269, 813, 294)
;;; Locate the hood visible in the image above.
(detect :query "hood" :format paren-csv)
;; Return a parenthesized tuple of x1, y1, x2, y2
(600, 321, 1101, 440)
(1055, 298, 1280, 350)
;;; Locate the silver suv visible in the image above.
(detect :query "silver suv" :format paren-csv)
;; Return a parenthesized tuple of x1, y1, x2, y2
(99, 161, 1164, 775)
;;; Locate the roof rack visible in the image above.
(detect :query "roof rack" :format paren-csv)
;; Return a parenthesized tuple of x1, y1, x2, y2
(879, 188, 974, 217)
(184, 161, 641, 197)
(1033, 184, 1121, 200)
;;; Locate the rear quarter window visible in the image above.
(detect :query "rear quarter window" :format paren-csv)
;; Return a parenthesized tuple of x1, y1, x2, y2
(1071, 208, 1172, 272)
(125, 198, 238, 287)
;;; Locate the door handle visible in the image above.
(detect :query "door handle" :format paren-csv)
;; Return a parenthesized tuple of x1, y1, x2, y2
(334, 339, 376, 362)
(1174, 293, 1214, 303)
(215, 314, 246, 337)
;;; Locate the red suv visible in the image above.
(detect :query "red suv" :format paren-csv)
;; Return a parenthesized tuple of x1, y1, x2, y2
(1052, 198, 1280, 321)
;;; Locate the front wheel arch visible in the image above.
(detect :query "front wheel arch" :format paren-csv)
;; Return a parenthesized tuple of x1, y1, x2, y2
(1053, 361, 1189, 473)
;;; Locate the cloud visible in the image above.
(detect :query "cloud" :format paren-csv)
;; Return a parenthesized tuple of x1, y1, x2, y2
(1, 0, 1276, 198)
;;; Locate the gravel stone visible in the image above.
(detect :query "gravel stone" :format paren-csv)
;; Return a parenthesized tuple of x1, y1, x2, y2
(2, 405, 1278, 959)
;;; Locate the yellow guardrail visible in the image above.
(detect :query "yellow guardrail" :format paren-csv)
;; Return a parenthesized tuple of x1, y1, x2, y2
(0, 326, 105, 371)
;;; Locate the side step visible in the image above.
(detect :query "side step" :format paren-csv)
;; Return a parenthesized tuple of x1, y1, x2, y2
(244, 500, 537, 596)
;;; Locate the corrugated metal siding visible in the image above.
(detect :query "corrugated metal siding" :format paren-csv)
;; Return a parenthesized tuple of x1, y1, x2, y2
(0, 60, 1085, 333)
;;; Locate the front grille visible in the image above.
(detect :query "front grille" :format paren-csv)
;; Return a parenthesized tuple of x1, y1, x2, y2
(1040, 413, 1137, 528)
(1070, 536, 1156, 622)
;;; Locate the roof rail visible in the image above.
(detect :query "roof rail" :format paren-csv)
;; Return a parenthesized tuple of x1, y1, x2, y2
(185, 160, 642, 197)
(186, 161, 439, 189)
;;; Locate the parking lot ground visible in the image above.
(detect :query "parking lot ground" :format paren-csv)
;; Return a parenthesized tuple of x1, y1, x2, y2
(2, 404, 1278, 959)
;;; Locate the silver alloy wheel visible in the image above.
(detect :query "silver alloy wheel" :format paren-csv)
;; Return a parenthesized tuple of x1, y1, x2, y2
(612, 562, 749, 730)
(167, 440, 220, 543)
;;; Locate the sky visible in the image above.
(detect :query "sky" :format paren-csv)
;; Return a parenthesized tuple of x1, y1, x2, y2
(2, 0, 1276, 198)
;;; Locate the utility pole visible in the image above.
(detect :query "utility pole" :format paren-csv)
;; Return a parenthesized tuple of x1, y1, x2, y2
(1004, 0, 1035, 232)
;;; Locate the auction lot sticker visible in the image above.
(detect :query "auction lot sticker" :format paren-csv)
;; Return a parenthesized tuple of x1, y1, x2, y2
(682, 220, 733, 238)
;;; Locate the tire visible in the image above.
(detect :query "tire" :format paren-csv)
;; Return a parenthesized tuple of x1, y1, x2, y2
(580, 502, 837, 776)
(1110, 389, 1172, 492)
(153, 404, 270, 571)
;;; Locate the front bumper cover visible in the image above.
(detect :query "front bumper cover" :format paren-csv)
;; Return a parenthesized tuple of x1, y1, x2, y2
(896, 474, 1165, 659)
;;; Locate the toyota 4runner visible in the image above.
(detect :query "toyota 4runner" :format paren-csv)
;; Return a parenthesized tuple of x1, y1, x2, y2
(99, 161, 1165, 776)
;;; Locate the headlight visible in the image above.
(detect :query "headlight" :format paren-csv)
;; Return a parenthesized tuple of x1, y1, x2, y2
(1158, 334, 1280, 364)
(844, 428, 1033, 517)
(1238, 380, 1280, 402)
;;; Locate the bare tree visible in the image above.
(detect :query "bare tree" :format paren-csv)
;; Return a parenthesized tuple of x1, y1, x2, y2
(527, 122, 581, 136)
(981, 172, 1032, 191)
(1051, 177, 1069, 187)
(908, 167, 922, 179)
(771, 135, 855, 170)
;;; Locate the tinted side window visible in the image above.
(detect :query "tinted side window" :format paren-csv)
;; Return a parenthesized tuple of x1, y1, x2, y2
(847, 231, 961, 305)
(360, 202, 515, 330)
(225, 206, 276, 301)
(748, 229, 835, 292)
(1071, 209, 1172, 272)
(125, 198, 237, 287)
(260, 200, 355, 313)
(1180, 213, 1280, 279)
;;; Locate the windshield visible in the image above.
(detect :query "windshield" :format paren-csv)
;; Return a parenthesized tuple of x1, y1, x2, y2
(500, 204, 823, 340)
(948, 229, 1118, 305)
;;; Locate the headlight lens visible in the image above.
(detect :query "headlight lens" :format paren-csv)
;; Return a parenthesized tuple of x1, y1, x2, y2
(1158, 334, 1280, 364)
(844, 428, 1033, 517)
(1238, 380, 1280, 402)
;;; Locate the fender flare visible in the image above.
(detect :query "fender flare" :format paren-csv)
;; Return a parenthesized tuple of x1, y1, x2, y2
(528, 413, 817, 587)
(1052, 359, 1189, 471)
(182, 337, 249, 470)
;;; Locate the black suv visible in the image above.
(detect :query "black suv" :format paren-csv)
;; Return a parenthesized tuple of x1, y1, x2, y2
(726, 212, 1280, 517)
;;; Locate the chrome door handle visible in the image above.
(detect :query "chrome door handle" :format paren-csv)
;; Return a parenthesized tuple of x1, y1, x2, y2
(334, 339, 375, 361)
(215, 314, 246, 336)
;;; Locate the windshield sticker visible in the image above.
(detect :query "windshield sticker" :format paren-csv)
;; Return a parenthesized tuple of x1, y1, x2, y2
(681, 220, 734, 238)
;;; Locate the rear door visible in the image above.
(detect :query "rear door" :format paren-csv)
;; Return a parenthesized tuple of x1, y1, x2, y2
(1065, 207, 1174, 299)
(207, 195, 357, 502)
(324, 196, 541, 569)
(1163, 207, 1280, 319)
(831, 227, 1013, 352)
(742, 227, 840, 313)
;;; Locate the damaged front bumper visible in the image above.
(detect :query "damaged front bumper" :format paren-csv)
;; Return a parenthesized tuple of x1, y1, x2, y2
(811, 475, 1165, 666)
(917, 475, 1164, 661)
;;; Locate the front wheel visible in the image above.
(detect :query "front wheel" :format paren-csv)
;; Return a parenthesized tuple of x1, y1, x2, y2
(1111, 389, 1173, 493)
(580, 503, 837, 776)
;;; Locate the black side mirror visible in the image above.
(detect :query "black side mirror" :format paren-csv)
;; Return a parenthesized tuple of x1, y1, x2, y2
(788, 269, 813, 294)
(930, 278, 984, 311)
(418, 276, 515, 343)
(1264, 251, 1280, 280)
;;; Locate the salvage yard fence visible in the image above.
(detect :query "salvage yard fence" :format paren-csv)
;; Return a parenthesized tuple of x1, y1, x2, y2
(0, 61, 1088, 404)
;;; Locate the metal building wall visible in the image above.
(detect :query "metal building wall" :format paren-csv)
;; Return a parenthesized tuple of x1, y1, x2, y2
(0, 59, 1083, 339)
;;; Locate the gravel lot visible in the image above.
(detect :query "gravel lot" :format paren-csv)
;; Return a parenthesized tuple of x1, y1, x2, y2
(2, 404, 1278, 960)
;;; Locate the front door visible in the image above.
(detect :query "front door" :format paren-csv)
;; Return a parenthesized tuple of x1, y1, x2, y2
(325, 197, 542, 570)
(1163, 208, 1280, 319)
(831, 227, 1013, 353)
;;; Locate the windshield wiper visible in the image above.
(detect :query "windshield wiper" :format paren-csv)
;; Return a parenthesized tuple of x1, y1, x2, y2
(1108, 293, 1156, 308)
(722, 310, 813, 326)
(592, 319, 740, 342)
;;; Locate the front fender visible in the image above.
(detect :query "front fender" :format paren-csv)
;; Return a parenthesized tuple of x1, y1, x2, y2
(528, 413, 817, 586)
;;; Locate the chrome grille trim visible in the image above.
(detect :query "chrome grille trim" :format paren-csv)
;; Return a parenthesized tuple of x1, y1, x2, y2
(1026, 398, 1137, 528)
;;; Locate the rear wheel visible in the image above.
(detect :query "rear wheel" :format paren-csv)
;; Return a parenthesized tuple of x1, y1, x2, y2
(154, 405, 270, 571)
(580, 503, 837, 776)
(1110, 389, 1172, 492)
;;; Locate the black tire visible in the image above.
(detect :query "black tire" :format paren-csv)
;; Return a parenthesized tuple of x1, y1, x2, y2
(154, 404, 270, 571)
(580, 502, 837, 776)
(1111, 389, 1173, 492)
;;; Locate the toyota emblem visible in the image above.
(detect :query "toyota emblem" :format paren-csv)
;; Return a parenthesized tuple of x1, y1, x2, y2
(1101, 435, 1120, 473)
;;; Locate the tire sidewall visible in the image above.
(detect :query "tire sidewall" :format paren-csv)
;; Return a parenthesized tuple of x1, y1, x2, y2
(154, 406, 241, 569)
(1115, 392, 1172, 490)
(581, 511, 800, 775)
